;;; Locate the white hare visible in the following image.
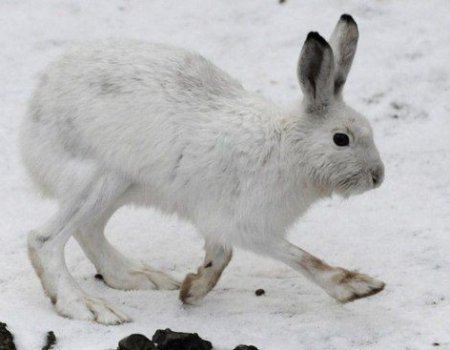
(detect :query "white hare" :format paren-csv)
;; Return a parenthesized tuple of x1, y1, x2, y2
(20, 14, 385, 324)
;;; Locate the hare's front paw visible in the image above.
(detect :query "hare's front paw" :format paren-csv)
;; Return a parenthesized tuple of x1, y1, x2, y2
(179, 272, 210, 304)
(325, 268, 385, 302)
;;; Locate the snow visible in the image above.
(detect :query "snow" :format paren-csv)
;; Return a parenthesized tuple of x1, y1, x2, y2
(1, 0, 450, 349)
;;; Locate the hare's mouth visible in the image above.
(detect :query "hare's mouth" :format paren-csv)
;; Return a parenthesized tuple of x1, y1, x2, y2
(335, 173, 372, 197)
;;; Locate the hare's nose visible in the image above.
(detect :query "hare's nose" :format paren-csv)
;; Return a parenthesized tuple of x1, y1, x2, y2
(371, 164, 384, 187)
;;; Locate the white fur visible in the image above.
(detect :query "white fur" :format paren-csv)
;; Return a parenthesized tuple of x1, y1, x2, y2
(20, 15, 385, 324)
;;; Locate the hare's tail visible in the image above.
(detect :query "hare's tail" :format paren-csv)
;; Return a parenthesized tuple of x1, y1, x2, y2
(19, 97, 98, 201)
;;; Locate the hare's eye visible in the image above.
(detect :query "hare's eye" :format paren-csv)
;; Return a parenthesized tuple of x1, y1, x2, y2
(333, 133, 350, 147)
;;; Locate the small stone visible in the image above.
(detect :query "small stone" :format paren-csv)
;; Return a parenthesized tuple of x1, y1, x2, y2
(118, 334, 156, 350)
(95, 273, 104, 280)
(152, 328, 212, 350)
(234, 345, 259, 350)
(41, 331, 57, 350)
(255, 289, 265, 296)
(0, 322, 16, 350)
(433, 343, 440, 347)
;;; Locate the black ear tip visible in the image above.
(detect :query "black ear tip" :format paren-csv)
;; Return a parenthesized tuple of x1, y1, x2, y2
(306, 31, 328, 46)
(340, 14, 355, 23)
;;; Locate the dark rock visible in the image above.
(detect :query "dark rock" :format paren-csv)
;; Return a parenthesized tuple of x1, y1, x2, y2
(95, 273, 104, 280)
(0, 322, 16, 350)
(152, 328, 212, 350)
(118, 334, 156, 350)
(255, 289, 265, 296)
(234, 346, 259, 350)
(41, 331, 56, 350)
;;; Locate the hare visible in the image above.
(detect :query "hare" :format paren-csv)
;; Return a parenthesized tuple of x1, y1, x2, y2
(20, 14, 385, 324)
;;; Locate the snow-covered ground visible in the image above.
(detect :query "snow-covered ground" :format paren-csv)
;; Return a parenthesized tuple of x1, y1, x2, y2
(1, 1, 449, 349)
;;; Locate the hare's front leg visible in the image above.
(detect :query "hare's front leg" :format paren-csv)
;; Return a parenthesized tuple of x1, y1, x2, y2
(267, 240, 385, 302)
(28, 173, 131, 324)
(180, 242, 232, 304)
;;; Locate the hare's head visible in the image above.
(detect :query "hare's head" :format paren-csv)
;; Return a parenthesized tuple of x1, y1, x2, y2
(295, 15, 384, 197)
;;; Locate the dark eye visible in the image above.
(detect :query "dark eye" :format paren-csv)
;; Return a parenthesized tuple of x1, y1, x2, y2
(333, 133, 350, 147)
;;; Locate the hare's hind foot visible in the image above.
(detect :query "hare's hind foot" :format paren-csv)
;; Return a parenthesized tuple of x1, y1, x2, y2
(28, 229, 131, 325)
(75, 224, 180, 291)
(98, 262, 180, 291)
(27, 172, 134, 324)
(56, 291, 131, 325)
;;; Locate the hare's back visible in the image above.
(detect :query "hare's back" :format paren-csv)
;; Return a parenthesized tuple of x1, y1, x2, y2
(44, 41, 245, 109)
(30, 41, 247, 182)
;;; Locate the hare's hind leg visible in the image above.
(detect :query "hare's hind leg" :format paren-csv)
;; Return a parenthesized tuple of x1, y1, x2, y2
(180, 241, 232, 304)
(74, 201, 179, 291)
(28, 172, 131, 324)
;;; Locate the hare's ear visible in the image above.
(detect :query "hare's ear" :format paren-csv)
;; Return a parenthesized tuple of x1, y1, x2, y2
(329, 14, 359, 97)
(298, 32, 334, 112)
